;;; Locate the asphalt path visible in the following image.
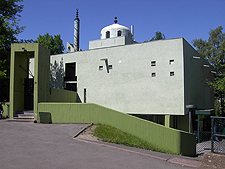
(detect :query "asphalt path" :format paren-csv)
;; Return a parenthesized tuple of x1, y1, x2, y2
(0, 120, 191, 169)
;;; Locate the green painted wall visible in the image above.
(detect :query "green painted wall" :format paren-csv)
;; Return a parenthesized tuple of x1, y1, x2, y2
(10, 43, 50, 119)
(38, 102, 196, 156)
(49, 88, 77, 102)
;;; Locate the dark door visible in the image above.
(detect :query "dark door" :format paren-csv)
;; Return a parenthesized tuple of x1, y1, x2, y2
(24, 78, 34, 110)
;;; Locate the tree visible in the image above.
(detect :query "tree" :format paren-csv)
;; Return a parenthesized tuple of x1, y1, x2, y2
(0, 0, 24, 101)
(192, 26, 225, 116)
(144, 31, 166, 42)
(34, 33, 65, 55)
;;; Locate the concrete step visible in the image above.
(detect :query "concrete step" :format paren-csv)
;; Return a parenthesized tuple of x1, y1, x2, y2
(7, 110, 35, 122)
(18, 114, 34, 119)
(7, 118, 35, 122)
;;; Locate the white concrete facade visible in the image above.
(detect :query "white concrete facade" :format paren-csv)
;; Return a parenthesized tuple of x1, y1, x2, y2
(50, 37, 214, 115)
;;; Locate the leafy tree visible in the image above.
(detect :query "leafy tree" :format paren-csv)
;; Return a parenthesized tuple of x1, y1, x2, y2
(0, 0, 24, 101)
(150, 31, 166, 41)
(192, 26, 225, 116)
(34, 33, 65, 55)
(144, 31, 166, 42)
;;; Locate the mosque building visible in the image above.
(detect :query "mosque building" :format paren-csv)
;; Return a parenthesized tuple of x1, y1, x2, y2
(49, 12, 214, 132)
(8, 11, 215, 155)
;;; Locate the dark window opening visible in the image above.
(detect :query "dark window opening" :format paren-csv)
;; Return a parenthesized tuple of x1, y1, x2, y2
(169, 60, 174, 65)
(151, 61, 156, 66)
(170, 71, 174, 76)
(65, 62, 75, 77)
(99, 66, 103, 70)
(65, 83, 77, 92)
(64, 62, 77, 91)
(106, 31, 110, 38)
(117, 30, 122, 37)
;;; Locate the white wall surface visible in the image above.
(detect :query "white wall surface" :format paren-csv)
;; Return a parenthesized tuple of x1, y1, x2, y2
(51, 38, 195, 115)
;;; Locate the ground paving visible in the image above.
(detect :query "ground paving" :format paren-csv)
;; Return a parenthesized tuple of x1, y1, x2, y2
(0, 120, 202, 168)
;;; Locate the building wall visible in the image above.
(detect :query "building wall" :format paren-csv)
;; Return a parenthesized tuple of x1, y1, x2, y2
(183, 39, 214, 113)
(48, 88, 77, 102)
(89, 36, 135, 49)
(51, 38, 187, 115)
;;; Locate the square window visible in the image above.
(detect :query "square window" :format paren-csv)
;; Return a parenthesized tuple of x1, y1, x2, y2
(170, 71, 174, 76)
(169, 60, 174, 65)
(99, 66, 103, 70)
(151, 61, 156, 66)
(109, 65, 113, 69)
(152, 72, 156, 77)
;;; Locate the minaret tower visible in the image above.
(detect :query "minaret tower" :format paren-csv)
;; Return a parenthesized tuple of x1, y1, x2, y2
(74, 9, 80, 51)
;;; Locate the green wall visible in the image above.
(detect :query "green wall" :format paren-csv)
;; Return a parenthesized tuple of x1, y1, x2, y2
(38, 102, 196, 156)
(49, 88, 77, 102)
(10, 43, 50, 119)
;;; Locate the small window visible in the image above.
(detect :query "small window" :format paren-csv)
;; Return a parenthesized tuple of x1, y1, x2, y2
(151, 61, 156, 66)
(106, 31, 110, 38)
(152, 72, 156, 77)
(109, 65, 113, 69)
(169, 60, 174, 65)
(99, 66, 103, 70)
(117, 30, 122, 37)
(170, 71, 174, 76)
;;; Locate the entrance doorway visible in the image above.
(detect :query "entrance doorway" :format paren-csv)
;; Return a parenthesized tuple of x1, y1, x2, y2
(24, 78, 34, 110)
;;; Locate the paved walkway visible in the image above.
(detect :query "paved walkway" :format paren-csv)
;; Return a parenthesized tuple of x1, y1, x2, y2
(0, 120, 201, 168)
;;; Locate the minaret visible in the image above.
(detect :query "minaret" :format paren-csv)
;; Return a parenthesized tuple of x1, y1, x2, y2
(74, 9, 80, 51)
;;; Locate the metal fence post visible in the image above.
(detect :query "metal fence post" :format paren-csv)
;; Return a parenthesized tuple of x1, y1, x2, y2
(211, 116, 214, 153)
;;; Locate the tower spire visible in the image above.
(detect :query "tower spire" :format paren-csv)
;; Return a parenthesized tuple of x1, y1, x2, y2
(74, 9, 80, 51)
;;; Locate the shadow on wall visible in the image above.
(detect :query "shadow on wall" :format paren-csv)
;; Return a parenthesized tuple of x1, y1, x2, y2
(50, 58, 64, 89)
(39, 112, 52, 124)
(77, 94, 82, 103)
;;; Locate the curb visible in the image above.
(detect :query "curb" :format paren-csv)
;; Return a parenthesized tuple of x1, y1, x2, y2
(75, 138, 202, 168)
(73, 123, 93, 138)
(75, 138, 168, 161)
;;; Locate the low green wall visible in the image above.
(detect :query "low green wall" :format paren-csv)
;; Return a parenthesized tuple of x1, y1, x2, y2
(49, 88, 77, 102)
(38, 102, 196, 156)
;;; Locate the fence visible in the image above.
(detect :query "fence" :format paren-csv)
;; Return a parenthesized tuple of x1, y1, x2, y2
(211, 116, 225, 154)
(195, 131, 212, 155)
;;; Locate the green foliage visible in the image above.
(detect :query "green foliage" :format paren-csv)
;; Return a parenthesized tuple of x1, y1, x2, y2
(0, 0, 24, 101)
(0, 60, 8, 79)
(93, 123, 176, 155)
(192, 26, 225, 116)
(145, 31, 166, 42)
(34, 33, 65, 55)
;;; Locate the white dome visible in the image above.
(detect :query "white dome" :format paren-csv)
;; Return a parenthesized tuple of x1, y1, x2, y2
(101, 23, 133, 39)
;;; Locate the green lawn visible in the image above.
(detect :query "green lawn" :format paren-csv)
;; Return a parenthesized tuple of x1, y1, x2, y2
(93, 123, 176, 154)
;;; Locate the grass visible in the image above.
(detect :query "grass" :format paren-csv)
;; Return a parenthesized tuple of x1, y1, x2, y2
(93, 123, 177, 155)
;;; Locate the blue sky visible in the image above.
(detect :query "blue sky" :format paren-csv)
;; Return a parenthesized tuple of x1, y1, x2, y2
(17, 0, 225, 51)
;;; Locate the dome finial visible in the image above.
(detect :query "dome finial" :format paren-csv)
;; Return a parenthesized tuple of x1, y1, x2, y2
(114, 17, 118, 24)
(76, 9, 79, 19)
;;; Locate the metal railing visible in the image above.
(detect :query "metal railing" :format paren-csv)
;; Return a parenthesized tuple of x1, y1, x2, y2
(195, 131, 212, 155)
(211, 116, 225, 154)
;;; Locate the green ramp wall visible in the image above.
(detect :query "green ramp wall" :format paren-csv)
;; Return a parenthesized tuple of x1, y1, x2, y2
(38, 103, 196, 156)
